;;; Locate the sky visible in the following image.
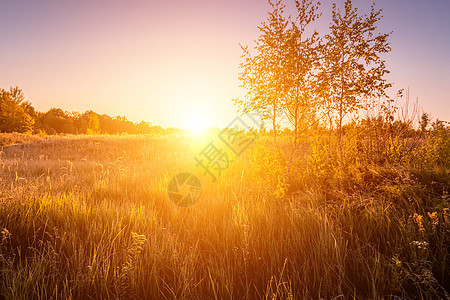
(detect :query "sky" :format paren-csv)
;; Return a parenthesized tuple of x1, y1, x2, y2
(1, 0, 449, 129)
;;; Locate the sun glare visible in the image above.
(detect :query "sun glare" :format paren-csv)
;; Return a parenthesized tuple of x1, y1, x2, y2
(187, 111, 210, 135)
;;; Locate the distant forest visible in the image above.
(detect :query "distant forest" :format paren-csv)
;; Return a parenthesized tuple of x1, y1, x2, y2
(0, 86, 175, 135)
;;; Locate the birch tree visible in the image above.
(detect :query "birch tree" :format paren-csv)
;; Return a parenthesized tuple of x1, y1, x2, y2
(318, 0, 392, 159)
(235, 0, 289, 141)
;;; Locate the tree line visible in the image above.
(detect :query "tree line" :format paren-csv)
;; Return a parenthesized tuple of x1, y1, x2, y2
(0, 86, 173, 135)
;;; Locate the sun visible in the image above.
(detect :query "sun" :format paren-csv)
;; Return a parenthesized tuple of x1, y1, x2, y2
(186, 111, 210, 135)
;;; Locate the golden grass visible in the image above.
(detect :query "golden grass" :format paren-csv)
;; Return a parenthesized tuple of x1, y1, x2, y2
(0, 133, 448, 299)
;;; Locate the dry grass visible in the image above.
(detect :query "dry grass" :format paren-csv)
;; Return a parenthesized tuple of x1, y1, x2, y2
(0, 133, 448, 299)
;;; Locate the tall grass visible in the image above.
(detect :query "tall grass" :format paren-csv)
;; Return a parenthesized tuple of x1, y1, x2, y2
(0, 132, 448, 299)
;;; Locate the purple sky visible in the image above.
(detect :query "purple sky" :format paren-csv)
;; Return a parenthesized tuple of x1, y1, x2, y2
(1, 0, 449, 128)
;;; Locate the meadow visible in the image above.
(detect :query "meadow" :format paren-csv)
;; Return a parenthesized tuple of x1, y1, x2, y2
(0, 129, 449, 299)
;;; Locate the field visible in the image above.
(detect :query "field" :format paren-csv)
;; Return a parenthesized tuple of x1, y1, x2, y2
(0, 132, 449, 299)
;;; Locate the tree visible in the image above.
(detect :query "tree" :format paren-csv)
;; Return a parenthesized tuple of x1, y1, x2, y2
(41, 108, 76, 134)
(420, 112, 430, 133)
(73, 110, 101, 134)
(318, 0, 392, 160)
(0, 87, 35, 133)
(99, 114, 117, 134)
(87, 113, 100, 134)
(282, 0, 321, 146)
(136, 121, 153, 134)
(235, 0, 289, 141)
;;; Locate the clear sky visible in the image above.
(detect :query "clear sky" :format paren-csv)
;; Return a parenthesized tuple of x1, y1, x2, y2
(1, 0, 449, 128)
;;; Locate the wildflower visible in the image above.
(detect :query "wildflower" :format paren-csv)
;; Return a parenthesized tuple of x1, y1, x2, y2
(443, 208, 449, 225)
(413, 213, 425, 234)
(427, 212, 438, 232)
(410, 240, 429, 250)
(392, 256, 402, 266)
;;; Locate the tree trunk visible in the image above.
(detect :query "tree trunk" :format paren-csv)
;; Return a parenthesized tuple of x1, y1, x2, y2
(273, 96, 277, 142)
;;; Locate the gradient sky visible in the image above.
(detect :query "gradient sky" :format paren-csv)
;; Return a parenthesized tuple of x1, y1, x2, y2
(1, 0, 449, 128)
